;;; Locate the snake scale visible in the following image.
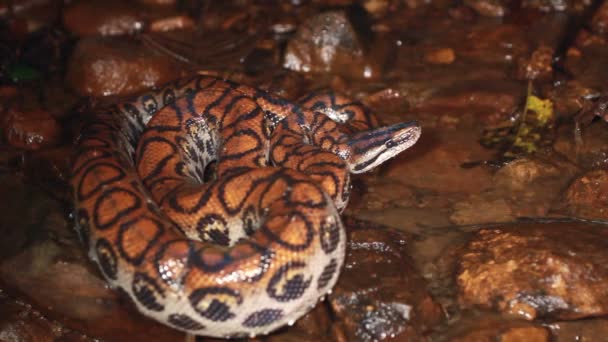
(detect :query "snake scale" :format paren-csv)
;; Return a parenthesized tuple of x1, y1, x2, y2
(71, 75, 421, 338)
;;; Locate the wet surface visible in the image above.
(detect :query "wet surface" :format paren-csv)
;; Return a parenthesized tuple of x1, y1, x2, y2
(2, 0, 608, 341)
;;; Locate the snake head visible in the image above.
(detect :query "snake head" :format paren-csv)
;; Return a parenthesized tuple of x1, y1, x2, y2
(345, 120, 421, 174)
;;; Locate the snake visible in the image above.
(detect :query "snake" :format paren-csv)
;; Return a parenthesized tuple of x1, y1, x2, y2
(70, 75, 421, 338)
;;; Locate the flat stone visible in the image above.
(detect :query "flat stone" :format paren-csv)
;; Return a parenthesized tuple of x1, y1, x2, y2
(456, 222, 608, 320)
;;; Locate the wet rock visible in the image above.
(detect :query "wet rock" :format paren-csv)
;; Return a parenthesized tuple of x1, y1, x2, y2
(445, 315, 550, 342)
(283, 11, 366, 75)
(559, 169, 608, 220)
(265, 304, 332, 342)
(456, 222, 608, 320)
(66, 36, 187, 97)
(63, 0, 145, 36)
(448, 151, 574, 226)
(548, 318, 608, 341)
(464, 0, 507, 17)
(494, 158, 562, 192)
(329, 217, 444, 341)
(450, 196, 514, 225)
(0, 174, 183, 341)
(515, 45, 554, 81)
(2, 108, 62, 150)
(0, 292, 93, 342)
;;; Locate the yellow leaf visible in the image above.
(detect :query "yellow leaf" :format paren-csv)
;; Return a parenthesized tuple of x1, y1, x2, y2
(527, 95, 554, 125)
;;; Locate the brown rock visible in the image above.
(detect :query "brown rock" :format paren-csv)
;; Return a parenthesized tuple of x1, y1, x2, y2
(559, 169, 608, 220)
(3, 108, 62, 150)
(330, 217, 444, 341)
(494, 158, 561, 192)
(456, 222, 608, 320)
(63, 0, 144, 36)
(283, 11, 366, 76)
(66, 36, 187, 97)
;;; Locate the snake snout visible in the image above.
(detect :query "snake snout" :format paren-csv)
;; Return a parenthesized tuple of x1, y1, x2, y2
(347, 120, 421, 174)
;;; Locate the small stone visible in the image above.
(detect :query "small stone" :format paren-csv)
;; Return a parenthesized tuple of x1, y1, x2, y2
(66, 36, 187, 97)
(425, 48, 456, 65)
(493, 157, 561, 192)
(283, 11, 365, 75)
(559, 169, 608, 220)
(3, 108, 62, 150)
(456, 222, 608, 320)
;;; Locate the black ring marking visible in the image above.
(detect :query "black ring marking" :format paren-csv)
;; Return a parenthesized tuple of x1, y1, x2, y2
(242, 309, 284, 328)
(317, 258, 338, 289)
(167, 313, 206, 331)
(132, 272, 165, 312)
(267, 261, 312, 302)
(96, 238, 118, 280)
(189, 287, 242, 322)
(319, 216, 341, 254)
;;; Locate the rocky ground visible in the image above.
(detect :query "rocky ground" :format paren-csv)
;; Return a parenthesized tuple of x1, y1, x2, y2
(2, 0, 608, 341)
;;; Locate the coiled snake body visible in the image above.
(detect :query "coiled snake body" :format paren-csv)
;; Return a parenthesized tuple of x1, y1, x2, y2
(71, 75, 421, 338)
